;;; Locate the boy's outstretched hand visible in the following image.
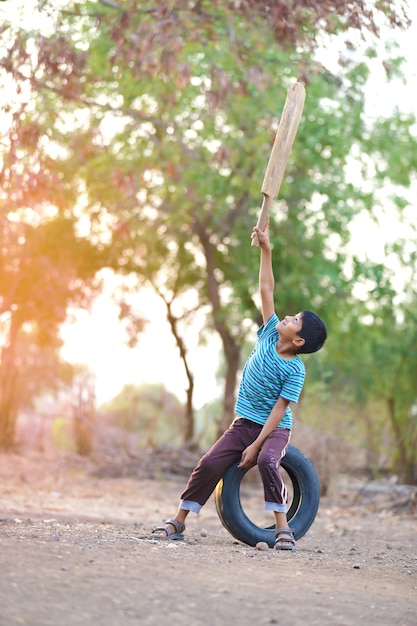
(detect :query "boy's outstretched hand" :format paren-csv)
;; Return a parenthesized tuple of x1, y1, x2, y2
(251, 216, 271, 250)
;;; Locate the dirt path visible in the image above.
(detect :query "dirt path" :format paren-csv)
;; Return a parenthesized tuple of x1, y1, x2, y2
(1, 451, 416, 626)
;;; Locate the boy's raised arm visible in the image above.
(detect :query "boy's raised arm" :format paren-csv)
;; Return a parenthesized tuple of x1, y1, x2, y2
(252, 219, 275, 324)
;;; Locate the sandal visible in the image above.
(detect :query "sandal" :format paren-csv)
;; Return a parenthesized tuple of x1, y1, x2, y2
(150, 518, 186, 541)
(274, 527, 296, 551)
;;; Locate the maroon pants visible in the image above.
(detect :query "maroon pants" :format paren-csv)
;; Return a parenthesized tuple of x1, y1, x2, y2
(180, 418, 290, 512)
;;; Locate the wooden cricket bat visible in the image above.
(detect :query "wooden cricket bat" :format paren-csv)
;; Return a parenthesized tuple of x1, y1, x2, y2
(251, 81, 306, 247)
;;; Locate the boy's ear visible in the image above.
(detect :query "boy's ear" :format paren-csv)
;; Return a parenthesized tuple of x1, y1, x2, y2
(292, 336, 305, 349)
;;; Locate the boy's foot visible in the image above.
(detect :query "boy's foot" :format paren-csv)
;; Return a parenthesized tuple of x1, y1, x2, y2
(150, 518, 185, 541)
(274, 527, 296, 551)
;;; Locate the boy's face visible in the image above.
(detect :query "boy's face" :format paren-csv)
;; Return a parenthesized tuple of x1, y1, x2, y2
(276, 312, 304, 344)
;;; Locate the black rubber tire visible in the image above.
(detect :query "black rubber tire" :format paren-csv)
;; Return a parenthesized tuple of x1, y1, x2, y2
(214, 445, 320, 548)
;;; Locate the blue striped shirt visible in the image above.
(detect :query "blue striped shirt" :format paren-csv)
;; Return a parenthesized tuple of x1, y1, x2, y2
(235, 313, 305, 430)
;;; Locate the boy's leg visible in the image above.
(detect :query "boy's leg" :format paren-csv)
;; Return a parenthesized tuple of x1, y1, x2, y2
(151, 418, 261, 538)
(257, 427, 290, 507)
(180, 417, 262, 510)
(256, 428, 295, 549)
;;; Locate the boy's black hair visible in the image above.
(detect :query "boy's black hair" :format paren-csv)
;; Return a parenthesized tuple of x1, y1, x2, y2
(296, 310, 327, 354)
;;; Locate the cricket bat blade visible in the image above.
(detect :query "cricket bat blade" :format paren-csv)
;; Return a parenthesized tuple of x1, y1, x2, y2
(252, 82, 306, 247)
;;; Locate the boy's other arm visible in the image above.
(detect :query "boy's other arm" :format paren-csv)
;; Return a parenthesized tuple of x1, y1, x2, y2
(253, 220, 275, 324)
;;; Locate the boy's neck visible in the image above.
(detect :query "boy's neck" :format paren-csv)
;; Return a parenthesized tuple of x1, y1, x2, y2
(276, 340, 298, 360)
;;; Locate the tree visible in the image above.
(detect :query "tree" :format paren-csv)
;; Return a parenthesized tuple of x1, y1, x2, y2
(72, 369, 96, 456)
(1, 1, 416, 476)
(0, 211, 103, 448)
(78, 0, 414, 439)
(100, 382, 184, 448)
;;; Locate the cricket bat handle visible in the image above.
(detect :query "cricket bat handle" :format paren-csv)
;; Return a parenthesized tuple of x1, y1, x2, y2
(251, 194, 273, 247)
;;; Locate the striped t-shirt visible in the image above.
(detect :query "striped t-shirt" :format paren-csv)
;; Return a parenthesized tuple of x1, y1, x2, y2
(235, 313, 305, 430)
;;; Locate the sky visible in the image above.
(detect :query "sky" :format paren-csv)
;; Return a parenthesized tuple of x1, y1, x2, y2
(3, 1, 417, 409)
(60, 276, 223, 408)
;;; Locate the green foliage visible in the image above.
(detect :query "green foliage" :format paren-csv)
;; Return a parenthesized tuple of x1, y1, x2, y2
(51, 416, 75, 453)
(194, 397, 224, 450)
(0, 1, 416, 480)
(99, 383, 184, 448)
(0, 212, 103, 448)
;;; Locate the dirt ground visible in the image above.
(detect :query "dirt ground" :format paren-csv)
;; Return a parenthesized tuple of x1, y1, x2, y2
(0, 449, 416, 626)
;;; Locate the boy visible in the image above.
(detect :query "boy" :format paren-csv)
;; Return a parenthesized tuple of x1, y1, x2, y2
(150, 220, 327, 550)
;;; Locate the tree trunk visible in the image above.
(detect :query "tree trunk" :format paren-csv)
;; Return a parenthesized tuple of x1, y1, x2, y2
(192, 218, 242, 440)
(218, 334, 241, 437)
(0, 319, 19, 450)
(72, 375, 95, 456)
(386, 395, 414, 484)
(163, 297, 195, 445)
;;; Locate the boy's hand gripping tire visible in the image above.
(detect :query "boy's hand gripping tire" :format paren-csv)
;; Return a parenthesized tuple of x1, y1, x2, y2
(214, 445, 320, 548)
